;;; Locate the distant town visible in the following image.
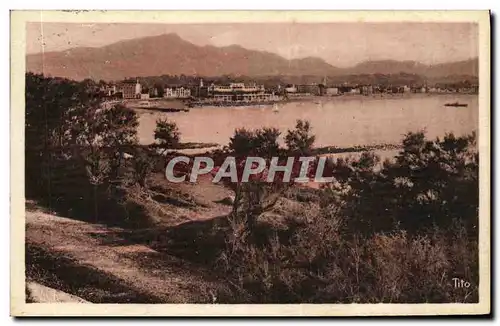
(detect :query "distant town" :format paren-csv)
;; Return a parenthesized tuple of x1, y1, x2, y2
(94, 77, 479, 109)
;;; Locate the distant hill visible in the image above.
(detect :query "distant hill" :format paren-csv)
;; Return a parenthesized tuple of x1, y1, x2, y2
(26, 33, 478, 81)
(345, 59, 478, 78)
(26, 33, 340, 81)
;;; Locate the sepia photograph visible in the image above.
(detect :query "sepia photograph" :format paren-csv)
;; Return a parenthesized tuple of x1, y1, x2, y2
(10, 10, 490, 316)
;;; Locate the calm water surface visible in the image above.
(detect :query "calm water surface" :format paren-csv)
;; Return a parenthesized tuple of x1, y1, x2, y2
(137, 94, 478, 148)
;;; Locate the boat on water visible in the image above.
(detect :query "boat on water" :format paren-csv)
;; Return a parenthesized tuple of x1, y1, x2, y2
(272, 103, 280, 113)
(444, 102, 468, 107)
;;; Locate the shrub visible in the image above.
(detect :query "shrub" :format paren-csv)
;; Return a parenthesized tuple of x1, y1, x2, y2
(25, 73, 153, 226)
(154, 118, 181, 152)
(68, 103, 139, 187)
(325, 131, 478, 236)
(229, 127, 281, 158)
(214, 209, 478, 303)
(209, 130, 478, 304)
(285, 119, 316, 155)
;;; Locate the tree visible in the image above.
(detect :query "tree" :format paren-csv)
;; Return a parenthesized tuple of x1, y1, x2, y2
(68, 103, 139, 186)
(101, 105, 139, 181)
(154, 118, 181, 153)
(326, 131, 479, 236)
(25, 73, 142, 222)
(25, 73, 83, 151)
(229, 127, 281, 158)
(130, 147, 154, 188)
(221, 127, 309, 242)
(25, 73, 88, 198)
(254, 128, 281, 158)
(285, 120, 316, 155)
(389, 131, 478, 233)
(229, 128, 258, 157)
(154, 83, 165, 98)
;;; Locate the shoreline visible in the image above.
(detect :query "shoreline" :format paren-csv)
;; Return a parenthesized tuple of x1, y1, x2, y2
(186, 93, 477, 109)
(171, 142, 403, 158)
(129, 93, 478, 112)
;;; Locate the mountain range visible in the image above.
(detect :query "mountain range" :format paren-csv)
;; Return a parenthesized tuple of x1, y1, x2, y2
(26, 33, 479, 82)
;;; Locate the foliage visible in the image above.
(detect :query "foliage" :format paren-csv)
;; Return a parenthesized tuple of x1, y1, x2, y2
(25, 74, 479, 303)
(221, 123, 318, 241)
(154, 118, 181, 152)
(207, 128, 479, 303)
(25, 73, 83, 152)
(153, 83, 165, 98)
(127, 73, 477, 91)
(326, 131, 479, 236)
(228, 127, 281, 158)
(25, 73, 148, 226)
(214, 207, 478, 303)
(285, 119, 316, 155)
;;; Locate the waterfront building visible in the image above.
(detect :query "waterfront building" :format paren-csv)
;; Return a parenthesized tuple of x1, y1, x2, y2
(411, 86, 427, 93)
(190, 81, 282, 103)
(210, 92, 280, 103)
(207, 82, 271, 102)
(296, 84, 321, 95)
(191, 86, 209, 98)
(164, 86, 192, 99)
(325, 87, 339, 96)
(360, 85, 374, 96)
(189, 79, 209, 98)
(208, 82, 265, 94)
(177, 87, 191, 98)
(119, 80, 142, 99)
(350, 87, 361, 95)
(100, 85, 117, 97)
(149, 87, 159, 98)
(285, 85, 298, 93)
(339, 85, 354, 94)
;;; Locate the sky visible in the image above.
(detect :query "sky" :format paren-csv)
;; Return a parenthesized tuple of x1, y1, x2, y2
(26, 22, 478, 68)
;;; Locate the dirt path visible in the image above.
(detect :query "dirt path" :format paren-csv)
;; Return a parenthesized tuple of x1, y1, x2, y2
(26, 208, 230, 303)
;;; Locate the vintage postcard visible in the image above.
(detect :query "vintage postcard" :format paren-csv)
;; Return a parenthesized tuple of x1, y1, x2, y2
(10, 10, 490, 316)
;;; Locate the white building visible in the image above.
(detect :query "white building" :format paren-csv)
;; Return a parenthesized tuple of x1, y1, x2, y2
(285, 85, 298, 93)
(325, 87, 339, 96)
(164, 87, 192, 99)
(208, 82, 265, 94)
(101, 85, 117, 96)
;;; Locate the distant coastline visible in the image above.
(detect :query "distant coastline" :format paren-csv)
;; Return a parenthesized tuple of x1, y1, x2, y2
(125, 92, 478, 113)
(183, 93, 478, 109)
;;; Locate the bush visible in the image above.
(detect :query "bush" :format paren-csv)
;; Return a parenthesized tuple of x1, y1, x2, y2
(229, 127, 281, 158)
(154, 118, 180, 152)
(326, 131, 478, 236)
(214, 209, 478, 303)
(285, 119, 316, 155)
(208, 130, 478, 303)
(25, 73, 154, 227)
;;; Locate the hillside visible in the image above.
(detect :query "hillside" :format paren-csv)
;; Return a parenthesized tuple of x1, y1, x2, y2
(346, 59, 478, 77)
(26, 33, 478, 81)
(26, 33, 339, 81)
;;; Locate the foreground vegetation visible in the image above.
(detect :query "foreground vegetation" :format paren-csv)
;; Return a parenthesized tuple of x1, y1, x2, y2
(25, 73, 479, 303)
